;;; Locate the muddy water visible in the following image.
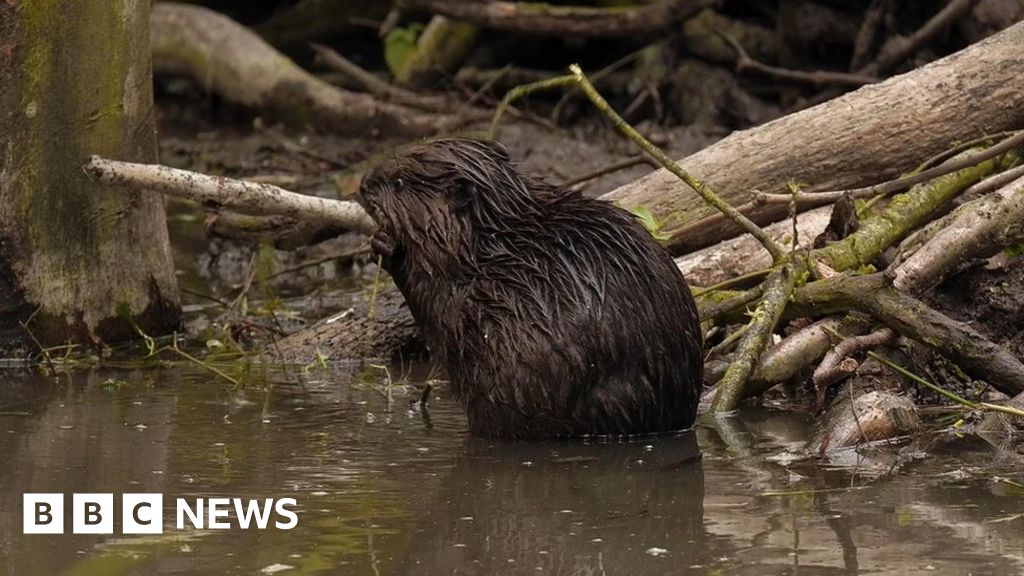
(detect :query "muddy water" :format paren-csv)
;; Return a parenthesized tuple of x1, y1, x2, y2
(0, 367, 1021, 576)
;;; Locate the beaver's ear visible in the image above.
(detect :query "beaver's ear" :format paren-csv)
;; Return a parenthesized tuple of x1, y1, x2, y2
(451, 179, 477, 211)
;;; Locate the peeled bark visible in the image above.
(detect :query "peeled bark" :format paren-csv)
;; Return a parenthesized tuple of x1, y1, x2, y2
(604, 20, 1024, 255)
(0, 0, 181, 352)
(677, 207, 830, 287)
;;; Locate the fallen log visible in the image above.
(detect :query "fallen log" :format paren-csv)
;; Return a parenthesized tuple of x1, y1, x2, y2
(151, 3, 455, 137)
(399, 0, 706, 39)
(603, 20, 1024, 255)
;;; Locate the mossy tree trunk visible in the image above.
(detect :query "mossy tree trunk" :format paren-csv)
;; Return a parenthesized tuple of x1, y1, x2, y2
(0, 0, 181, 354)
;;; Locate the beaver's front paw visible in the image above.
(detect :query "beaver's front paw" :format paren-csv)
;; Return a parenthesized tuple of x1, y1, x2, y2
(371, 230, 397, 259)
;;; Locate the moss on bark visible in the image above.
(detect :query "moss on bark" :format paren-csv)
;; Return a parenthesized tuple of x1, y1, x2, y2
(0, 1, 181, 352)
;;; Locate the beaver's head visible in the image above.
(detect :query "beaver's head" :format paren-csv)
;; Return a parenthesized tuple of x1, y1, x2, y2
(359, 138, 545, 282)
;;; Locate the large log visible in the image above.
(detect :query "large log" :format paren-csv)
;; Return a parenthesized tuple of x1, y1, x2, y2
(604, 20, 1024, 255)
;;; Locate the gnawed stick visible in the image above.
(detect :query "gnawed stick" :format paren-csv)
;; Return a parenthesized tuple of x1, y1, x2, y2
(82, 156, 377, 236)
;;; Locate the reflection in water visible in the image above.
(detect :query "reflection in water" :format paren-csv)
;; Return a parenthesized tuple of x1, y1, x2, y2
(0, 367, 1022, 575)
(396, 433, 706, 575)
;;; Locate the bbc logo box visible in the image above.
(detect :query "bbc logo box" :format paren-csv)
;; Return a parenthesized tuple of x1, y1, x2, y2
(23, 493, 297, 534)
(24, 493, 163, 534)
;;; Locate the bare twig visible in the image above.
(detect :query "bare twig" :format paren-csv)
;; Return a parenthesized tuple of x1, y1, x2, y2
(814, 327, 896, 390)
(860, 0, 981, 75)
(310, 42, 452, 113)
(957, 163, 1024, 200)
(18, 308, 56, 375)
(721, 32, 879, 87)
(850, 0, 890, 70)
(561, 157, 654, 189)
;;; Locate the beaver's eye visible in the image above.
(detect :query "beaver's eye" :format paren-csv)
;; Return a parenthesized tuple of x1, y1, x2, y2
(395, 177, 404, 188)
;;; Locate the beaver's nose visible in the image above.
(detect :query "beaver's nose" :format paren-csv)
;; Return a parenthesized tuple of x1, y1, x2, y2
(355, 186, 378, 214)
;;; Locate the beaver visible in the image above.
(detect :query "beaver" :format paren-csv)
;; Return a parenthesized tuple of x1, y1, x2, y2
(359, 138, 703, 439)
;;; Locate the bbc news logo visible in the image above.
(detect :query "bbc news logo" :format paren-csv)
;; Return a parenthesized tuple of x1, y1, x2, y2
(23, 494, 298, 534)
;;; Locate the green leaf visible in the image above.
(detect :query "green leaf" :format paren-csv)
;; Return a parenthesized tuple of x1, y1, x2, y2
(1005, 243, 1024, 258)
(630, 205, 670, 241)
(384, 24, 424, 78)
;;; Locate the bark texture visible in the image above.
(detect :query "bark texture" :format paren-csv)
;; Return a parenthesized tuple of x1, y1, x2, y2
(0, 0, 181, 351)
(603, 20, 1024, 254)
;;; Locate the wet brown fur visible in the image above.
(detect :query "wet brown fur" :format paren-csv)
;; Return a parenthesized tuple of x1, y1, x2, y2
(360, 138, 703, 439)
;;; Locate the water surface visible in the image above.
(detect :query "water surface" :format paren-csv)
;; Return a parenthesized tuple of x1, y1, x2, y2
(0, 367, 1021, 575)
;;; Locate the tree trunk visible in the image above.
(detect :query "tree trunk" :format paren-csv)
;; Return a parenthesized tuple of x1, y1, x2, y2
(0, 0, 181, 353)
(604, 20, 1024, 255)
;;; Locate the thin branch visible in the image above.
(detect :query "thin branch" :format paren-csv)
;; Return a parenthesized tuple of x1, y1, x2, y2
(814, 327, 896, 390)
(850, 0, 890, 70)
(310, 42, 452, 113)
(860, 0, 981, 75)
(566, 64, 786, 262)
(721, 32, 879, 87)
(489, 74, 577, 137)
(551, 47, 648, 123)
(958, 162, 1024, 200)
(561, 157, 654, 189)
